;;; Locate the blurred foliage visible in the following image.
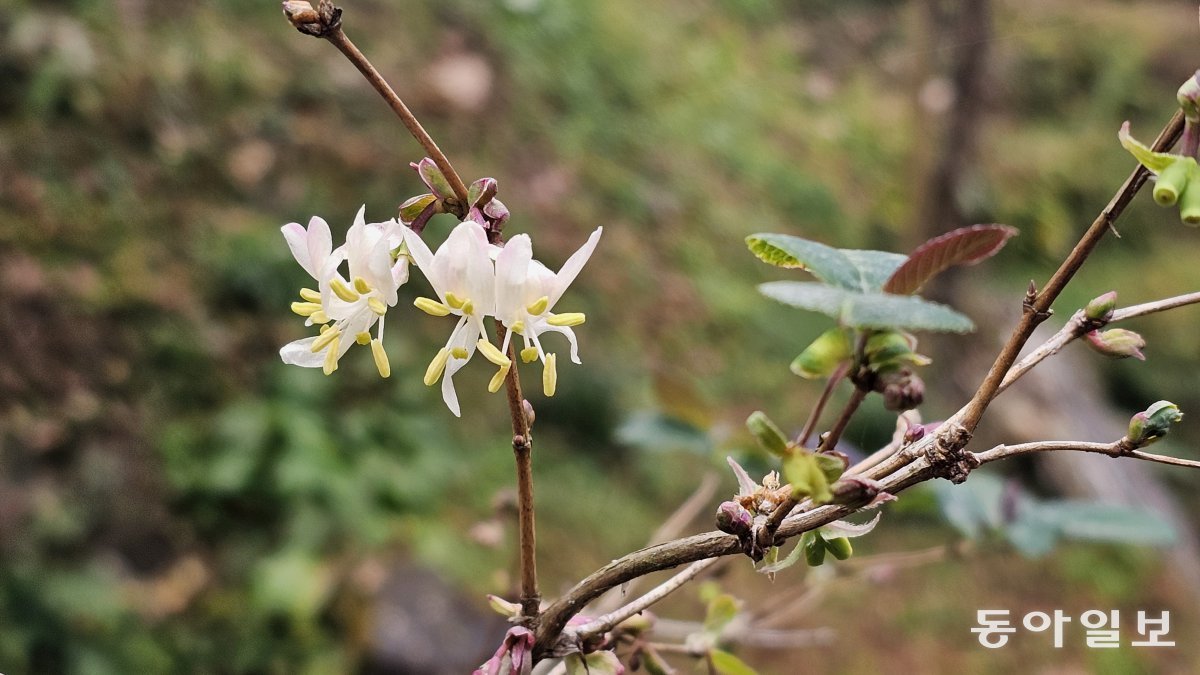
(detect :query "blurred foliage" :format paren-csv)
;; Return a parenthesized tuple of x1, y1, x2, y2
(3, 0, 1200, 672)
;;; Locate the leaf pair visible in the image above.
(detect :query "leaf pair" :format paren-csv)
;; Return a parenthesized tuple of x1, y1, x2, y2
(748, 225, 1017, 333)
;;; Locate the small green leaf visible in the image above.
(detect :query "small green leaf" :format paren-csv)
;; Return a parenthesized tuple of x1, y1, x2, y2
(746, 411, 789, 457)
(757, 539, 806, 574)
(790, 327, 852, 378)
(703, 593, 740, 635)
(1118, 121, 1176, 174)
(746, 234, 906, 292)
(783, 453, 833, 504)
(813, 453, 846, 483)
(840, 249, 909, 290)
(803, 531, 827, 566)
(710, 649, 760, 675)
(759, 282, 974, 333)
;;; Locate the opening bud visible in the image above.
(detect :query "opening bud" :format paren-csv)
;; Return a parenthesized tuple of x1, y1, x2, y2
(1127, 400, 1183, 448)
(746, 411, 790, 457)
(1084, 328, 1146, 360)
(1083, 291, 1117, 323)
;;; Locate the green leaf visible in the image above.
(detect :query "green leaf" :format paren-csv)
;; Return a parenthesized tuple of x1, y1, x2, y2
(883, 225, 1018, 295)
(932, 473, 1006, 540)
(746, 234, 905, 292)
(759, 282, 974, 333)
(1118, 121, 1175, 174)
(703, 593, 740, 635)
(790, 327, 852, 379)
(757, 538, 806, 574)
(783, 452, 833, 504)
(709, 649, 760, 675)
(616, 412, 711, 455)
(1035, 502, 1176, 547)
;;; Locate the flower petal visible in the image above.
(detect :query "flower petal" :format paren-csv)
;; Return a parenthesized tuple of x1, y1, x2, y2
(538, 323, 581, 364)
(549, 226, 602, 307)
(495, 234, 533, 323)
(280, 337, 325, 367)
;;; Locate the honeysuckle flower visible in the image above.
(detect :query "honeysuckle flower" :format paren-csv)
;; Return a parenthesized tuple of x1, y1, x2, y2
(404, 219, 504, 416)
(280, 207, 408, 377)
(1119, 121, 1200, 224)
(493, 227, 602, 397)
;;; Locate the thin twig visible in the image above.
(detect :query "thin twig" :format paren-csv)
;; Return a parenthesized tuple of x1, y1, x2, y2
(797, 364, 848, 447)
(998, 291, 1200, 395)
(574, 559, 720, 639)
(974, 440, 1200, 469)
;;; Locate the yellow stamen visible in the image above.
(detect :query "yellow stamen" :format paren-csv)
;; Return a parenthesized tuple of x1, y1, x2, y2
(488, 362, 511, 393)
(311, 326, 341, 352)
(445, 292, 467, 310)
(371, 339, 391, 378)
(355, 331, 371, 346)
(526, 296, 549, 316)
(510, 320, 525, 335)
(330, 278, 360, 303)
(320, 324, 332, 334)
(520, 346, 539, 363)
(543, 353, 558, 397)
(299, 288, 321, 302)
(461, 300, 475, 316)
(547, 312, 586, 327)
(310, 310, 330, 325)
(424, 348, 450, 386)
(322, 336, 341, 375)
(291, 301, 322, 317)
(451, 347, 469, 359)
(415, 297, 451, 316)
(353, 276, 371, 294)
(477, 339, 511, 367)
(368, 297, 387, 315)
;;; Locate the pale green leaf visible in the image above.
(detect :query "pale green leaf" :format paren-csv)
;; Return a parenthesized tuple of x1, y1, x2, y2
(758, 282, 974, 333)
(710, 649, 760, 675)
(746, 234, 906, 292)
(703, 593, 740, 635)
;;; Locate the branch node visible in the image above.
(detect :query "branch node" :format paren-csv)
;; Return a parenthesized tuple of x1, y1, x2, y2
(925, 423, 977, 484)
(282, 0, 341, 37)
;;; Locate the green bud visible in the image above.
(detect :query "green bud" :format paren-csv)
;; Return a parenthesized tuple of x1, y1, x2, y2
(791, 328, 852, 378)
(1084, 328, 1145, 361)
(746, 411, 790, 456)
(803, 532, 827, 567)
(1178, 70, 1200, 121)
(1127, 400, 1183, 448)
(411, 158, 454, 200)
(865, 330, 930, 372)
(824, 536, 853, 560)
(1180, 172, 1200, 225)
(1083, 291, 1117, 323)
(399, 193, 438, 224)
(813, 452, 847, 483)
(1153, 158, 1191, 207)
(784, 452, 834, 504)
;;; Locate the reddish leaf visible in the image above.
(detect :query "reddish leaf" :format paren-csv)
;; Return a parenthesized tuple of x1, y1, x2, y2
(883, 224, 1018, 295)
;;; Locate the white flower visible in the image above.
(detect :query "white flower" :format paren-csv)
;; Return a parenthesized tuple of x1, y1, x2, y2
(404, 219, 507, 416)
(493, 227, 601, 396)
(280, 206, 408, 377)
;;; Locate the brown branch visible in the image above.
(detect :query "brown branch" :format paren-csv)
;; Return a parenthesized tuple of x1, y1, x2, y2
(285, 1, 472, 211)
(573, 558, 720, 639)
(974, 440, 1200, 470)
(797, 364, 848, 447)
(955, 110, 1184, 433)
(495, 323, 539, 618)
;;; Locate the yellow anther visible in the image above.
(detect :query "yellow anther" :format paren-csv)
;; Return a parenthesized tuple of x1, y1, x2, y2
(311, 326, 341, 352)
(488, 362, 511, 393)
(543, 353, 558, 397)
(510, 320, 525, 335)
(424, 348, 450, 386)
(547, 312, 586, 327)
(446, 292, 467, 310)
(461, 300, 475, 316)
(299, 288, 321, 302)
(477, 339, 511, 367)
(451, 347, 469, 359)
(310, 310, 330, 324)
(368, 297, 387, 315)
(329, 278, 360, 303)
(320, 324, 332, 334)
(355, 331, 371, 346)
(322, 336, 341, 375)
(414, 297, 451, 316)
(353, 276, 371, 295)
(371, 339, 391, 378)
(526, 296, 550, 316)
(291, 301, 322, 317)
(520, 346, 539, 363)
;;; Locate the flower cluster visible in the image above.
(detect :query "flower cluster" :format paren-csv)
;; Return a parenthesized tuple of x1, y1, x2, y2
(279, 199, 601, 417)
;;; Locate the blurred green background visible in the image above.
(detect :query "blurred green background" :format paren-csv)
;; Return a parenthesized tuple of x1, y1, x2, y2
(4, 0, 1200, 672)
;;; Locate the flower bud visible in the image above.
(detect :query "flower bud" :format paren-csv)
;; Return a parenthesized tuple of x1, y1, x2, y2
(830, 476, 882, 507)
(399, 193, 438, 224)
(1127, 400, 1183, 448)
(824, 536, 854, 560)
(1084, 328, 1146, 360)
(746, 411, 790, 457)
(411, 158, 453, 200)
(281, 0, 319, 24)
(1178, 70, 1200, 121)
(903, 423, 926, 444)
(468, 177, 499, 209)
(715, 501, 753, 537)
(1083, 291, 1117, 323)
(865, 330, 928, 372)
(803, 532, 827, 567)
(874, 368, 925, 412)
(1179, 172, 1200, 225)
(1153, 159, 1191, 207)
(790, 328, 851, 379)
